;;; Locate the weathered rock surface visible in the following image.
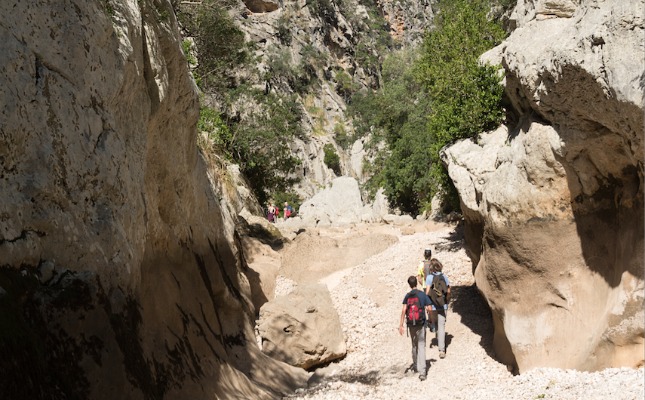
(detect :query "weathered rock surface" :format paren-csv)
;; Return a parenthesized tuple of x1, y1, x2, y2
(444, 0, 644, 373)
(228, 0, 438, 199)
(257, 283, 346, 369)
(379, 0, 435, 44)
(237, 208, 288, 311)
(294, 177, 391, 228)
(0, 1, 307, 398)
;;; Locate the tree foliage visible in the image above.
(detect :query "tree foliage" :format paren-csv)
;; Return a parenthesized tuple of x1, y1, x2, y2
(179, 1, 304, 206)
(177, 0, 247, 93)
(232, 92, 303, 205)
(323, 143, 341, 175)
(353, 0, 507, 214)
(412, 0, 506, 212)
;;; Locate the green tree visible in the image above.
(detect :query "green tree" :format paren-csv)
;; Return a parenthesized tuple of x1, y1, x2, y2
(375, 0, 506, 213)
(177, 0, 247, 92)
(227, 91, 304, 205)
(178, 1, 305, 206)
(323, 143, 341, 175)
(348, 48, 431, 206)
(416, 0, 506, 211)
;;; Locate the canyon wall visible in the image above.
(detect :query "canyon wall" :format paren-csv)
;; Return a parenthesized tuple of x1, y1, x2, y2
(0, 0, 306, 398)
(220, 0, 436, 198)
(444, 0, 644, 372)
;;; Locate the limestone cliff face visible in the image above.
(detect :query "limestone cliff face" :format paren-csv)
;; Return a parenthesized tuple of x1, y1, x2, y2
(444, 0, 644, 372)
(219, 0, 435, 198)
(0, 0, 306, 398)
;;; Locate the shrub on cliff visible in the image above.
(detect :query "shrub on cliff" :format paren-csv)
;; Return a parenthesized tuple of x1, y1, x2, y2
(354, 0, 507, 214)
(178, 1, 304, 206)
(323, 143, 342, 176)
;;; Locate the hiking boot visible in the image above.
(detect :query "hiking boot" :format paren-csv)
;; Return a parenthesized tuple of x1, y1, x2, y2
(439, 351, 446, 359)
(419, 374, 426, 381)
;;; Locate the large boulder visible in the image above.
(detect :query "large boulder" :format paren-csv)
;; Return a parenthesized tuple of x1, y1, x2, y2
(444, 0, 644, 373)
(257, 284, 347, 369)
(299, 177, 365, 226)
(297, 176, 391, 227)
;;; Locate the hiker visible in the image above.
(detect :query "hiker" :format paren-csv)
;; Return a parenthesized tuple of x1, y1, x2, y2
(425, 258, 451, 359)
(284, 201, 292, 219)
(417, 248, 433, 289)
(267, 203, 276, 223)
(399, 275, 433, 381)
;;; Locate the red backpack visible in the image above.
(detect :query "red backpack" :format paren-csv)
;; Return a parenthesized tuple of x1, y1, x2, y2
(405, 290, 423, 327)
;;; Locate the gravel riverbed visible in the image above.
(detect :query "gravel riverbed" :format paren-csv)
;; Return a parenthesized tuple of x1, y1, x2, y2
(278, 222, 644, 400)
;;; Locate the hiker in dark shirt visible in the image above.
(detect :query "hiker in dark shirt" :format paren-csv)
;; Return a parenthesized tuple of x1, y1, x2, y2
(399, 275, 433, 381)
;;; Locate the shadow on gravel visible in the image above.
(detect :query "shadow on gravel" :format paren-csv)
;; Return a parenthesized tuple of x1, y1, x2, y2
(428, 333, 454, 349)
(450, 284, 496, 360)
(307, 369, 381, 387)
(434, 224, 465, 253)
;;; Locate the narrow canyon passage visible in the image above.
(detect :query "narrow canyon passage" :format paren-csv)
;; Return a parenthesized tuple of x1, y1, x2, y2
(273, 221, 644, 400)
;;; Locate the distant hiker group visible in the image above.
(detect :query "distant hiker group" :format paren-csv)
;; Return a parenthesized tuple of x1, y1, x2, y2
(266, 201, 295, 223)
(399, 247, 451, 381)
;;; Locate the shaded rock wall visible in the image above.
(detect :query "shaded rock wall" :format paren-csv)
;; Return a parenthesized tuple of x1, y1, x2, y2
(0, 0, 306, 398)
(444, 0, 644, 372)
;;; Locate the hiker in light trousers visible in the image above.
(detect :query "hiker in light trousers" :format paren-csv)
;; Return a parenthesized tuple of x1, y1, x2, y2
(399, 275, 433, 381)
(426, 258, 451, 359)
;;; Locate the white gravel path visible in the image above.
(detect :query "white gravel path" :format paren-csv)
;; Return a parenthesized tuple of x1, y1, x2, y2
(282, 223, 644, 400)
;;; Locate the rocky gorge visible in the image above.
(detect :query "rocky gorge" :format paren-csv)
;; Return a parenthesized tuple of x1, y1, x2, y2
(0, 0, 643, 399)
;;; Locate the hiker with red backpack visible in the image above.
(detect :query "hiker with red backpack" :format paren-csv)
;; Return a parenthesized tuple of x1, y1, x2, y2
(399, 275, 433, 381)
(425, 258, 451, 359)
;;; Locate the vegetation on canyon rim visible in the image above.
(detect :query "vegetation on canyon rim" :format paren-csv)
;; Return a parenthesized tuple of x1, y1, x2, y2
(177, 0, 510, 213)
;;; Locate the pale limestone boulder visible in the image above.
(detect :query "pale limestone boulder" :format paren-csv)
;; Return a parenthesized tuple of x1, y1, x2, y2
(237, 208, 288, 312)
(370, 188, 392, 220)
(257, 283, 346, 369)
(350, 137, 366, 179)
(445, 0, 644, 373)
(297, 177, 392, 227)
(382, 214, 415, 226)
(299, 177, 364, 226)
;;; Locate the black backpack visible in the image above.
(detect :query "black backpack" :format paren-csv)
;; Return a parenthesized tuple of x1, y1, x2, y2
(429, 273, 448, 308)
(405, 290, 424, 327)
